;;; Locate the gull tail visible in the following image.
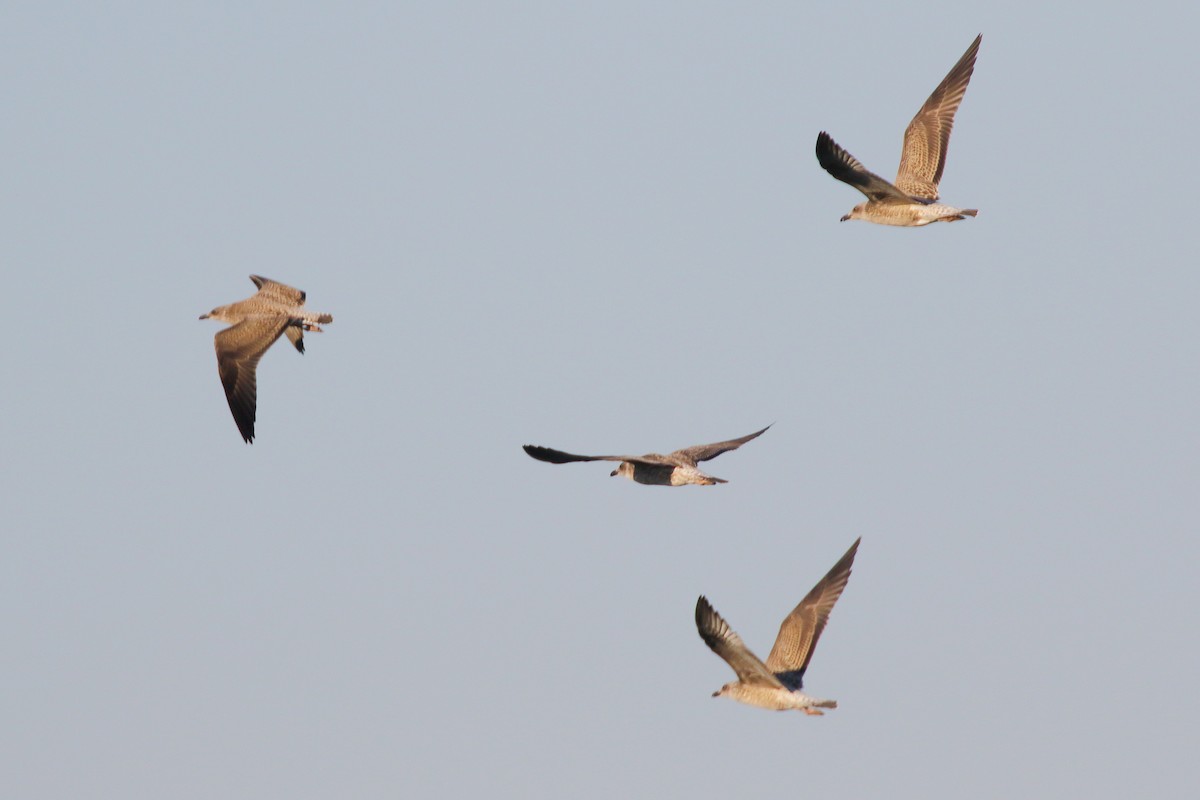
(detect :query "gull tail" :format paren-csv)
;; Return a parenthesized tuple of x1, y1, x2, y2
(297, 311, 333, 332)
(941, 209, 977, 223)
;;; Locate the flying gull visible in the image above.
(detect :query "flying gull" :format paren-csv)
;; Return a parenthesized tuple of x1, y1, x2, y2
(695, 537, 860, 713)
(816, 34, 981, 226)
(522, 425, 770, 486)
(199, 275, 333, 443)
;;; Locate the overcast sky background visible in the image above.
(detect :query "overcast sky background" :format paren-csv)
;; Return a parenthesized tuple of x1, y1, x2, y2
(3, 2, 1198, 798)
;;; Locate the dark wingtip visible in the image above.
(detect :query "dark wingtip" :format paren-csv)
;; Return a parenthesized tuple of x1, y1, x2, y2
(233, 412, 255, 443)
(816, 130, 841, 153)
(832, 537, 862, 574)
(815, 131, 850, 177)
(522, 445, 577, 464)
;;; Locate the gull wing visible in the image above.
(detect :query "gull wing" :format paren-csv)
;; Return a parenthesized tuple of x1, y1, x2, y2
(816, 132, 913, 204)
(895, 34, 981, 201)
(674, 425, 771, 465)
(695, 596, 786, 689)
(522, 446, 626, 464)
(284, 327, 306, 354)
(250, 274, 307, 305)
(522, 445, 678, 466)
(213, 316, 293, 443)
(764, 538, 860, 690)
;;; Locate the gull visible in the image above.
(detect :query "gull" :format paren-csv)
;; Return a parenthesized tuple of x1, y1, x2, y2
(522, 425, 770, 486)
(695, 537, 859, 713)
(199, 275, 332, 443)
(816, 34, 981, 226)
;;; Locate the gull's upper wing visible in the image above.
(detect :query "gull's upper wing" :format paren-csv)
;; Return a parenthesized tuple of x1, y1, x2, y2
(764, 538, 860, 690)
(674, 425, 771, 465)
(695, 596, 786, 688)
(284, 327, 306, 354)
(521, 445, 678, 466)
(250, 274, 307, 305)
(214, 316, 293, 443)
(895, 34, 981, 201)
(816, 132, 913, 204)
(522, 446, 626, 464)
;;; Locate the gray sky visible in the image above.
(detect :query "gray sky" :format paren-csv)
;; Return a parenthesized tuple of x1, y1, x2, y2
(3, 2, 1198, 798)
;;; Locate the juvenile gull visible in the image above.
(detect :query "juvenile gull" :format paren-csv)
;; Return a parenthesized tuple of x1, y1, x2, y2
(695, 537, 859, 713)
(199, 275, 333, 443)
(522, 425, 769, 486)
(816, 34, 981, 226)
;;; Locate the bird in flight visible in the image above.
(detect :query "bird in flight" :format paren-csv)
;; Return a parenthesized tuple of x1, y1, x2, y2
(522, 425, 770, 486)
(695, 537, 860, 713)
(199, 275, 332, 443)
(816, 34, 981, 226)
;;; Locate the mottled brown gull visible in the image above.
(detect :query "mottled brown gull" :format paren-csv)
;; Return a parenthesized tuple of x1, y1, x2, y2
(695, 537, 859, 713)
(816, 34, 981, 226)
(199, 275, 333, 443)
(522, 425, 769, 486)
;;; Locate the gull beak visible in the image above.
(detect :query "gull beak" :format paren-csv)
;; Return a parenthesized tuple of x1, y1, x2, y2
(198, 313, 209, 319)
(609, 469, 618, 477)
(839, 214, 850, 222)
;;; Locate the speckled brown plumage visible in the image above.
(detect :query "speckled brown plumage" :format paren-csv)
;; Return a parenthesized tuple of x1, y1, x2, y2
(817, 35, 981, 226)
(522, 425, 770, 486)
(199, 275, 332, 443)
(695, 538, 860, 712)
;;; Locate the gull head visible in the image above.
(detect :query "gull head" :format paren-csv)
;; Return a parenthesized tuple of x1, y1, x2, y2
(841, 203, 868, 222)
(610, 462, 634, 480)
(199, 304, 233, 322)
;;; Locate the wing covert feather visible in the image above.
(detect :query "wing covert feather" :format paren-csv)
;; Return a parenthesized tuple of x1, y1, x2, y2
(695, 597, 785, 688)
(895, 35, 981, 200)
(676, 425, 771, 464)
(214, 316, 292, 443)
(764, 538, 860, 682)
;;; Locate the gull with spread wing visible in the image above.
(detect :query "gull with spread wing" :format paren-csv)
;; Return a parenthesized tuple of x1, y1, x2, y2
(695, 538, 859, 713)
(199, 275, 333, 443)
(816, 34, 981, 226)
(522, 425, 770, 486)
